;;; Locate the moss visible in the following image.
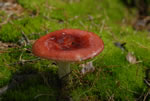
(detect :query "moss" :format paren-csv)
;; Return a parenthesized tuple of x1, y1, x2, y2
(0, 16, 46, 42)
(0, 0, 149, 100)
(2, 76, 58, 101)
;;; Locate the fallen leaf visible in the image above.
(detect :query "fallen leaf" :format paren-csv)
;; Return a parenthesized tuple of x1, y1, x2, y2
(80, 61, 95, 75)
(126, 52, 137, 64)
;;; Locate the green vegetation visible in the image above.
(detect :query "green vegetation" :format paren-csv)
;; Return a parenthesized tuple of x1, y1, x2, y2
(0, 0, 150, 100)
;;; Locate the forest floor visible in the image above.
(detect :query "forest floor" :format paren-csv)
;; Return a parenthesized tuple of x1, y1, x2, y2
(0, 0, 150, 101)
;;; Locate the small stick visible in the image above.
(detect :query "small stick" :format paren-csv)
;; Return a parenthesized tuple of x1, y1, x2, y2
(34, 93, 53, 99)
(143, 89, 150, 101)
(8, 58, 40, 66)
(144, 79, 150, 87)
(21, 31, 30, 45)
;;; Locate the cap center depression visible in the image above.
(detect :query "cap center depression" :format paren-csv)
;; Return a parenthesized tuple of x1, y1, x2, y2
(46, 32, 90, 51)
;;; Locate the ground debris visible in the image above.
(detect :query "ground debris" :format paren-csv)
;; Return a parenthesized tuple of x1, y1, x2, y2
(0, 0, 23, 15)
(64, 0, 80, 3)
(114, 42, 127, 52)
(29, 40, 36, 45)
(80, 96, 98, 101)
(0, 0, 16, 3)
(0, 85, 8, 95)
(0, 41, 17, 51)
(80, 61, 95, 75)
(126, 52, 137, 64)
(18, 38, 36, 46)
(0, 0, 24, 26)
(133, 16, 150, 31)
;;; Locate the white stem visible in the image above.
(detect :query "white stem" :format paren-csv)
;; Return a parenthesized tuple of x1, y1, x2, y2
(57, 62, 70, 79)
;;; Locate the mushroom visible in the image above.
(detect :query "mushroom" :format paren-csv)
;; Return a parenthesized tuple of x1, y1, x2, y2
(32, 29, 104, 99)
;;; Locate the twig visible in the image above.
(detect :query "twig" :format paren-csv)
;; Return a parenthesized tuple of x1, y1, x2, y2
(143, 89, 150, 101)
(144, 79, 150, 87)
(77, 67, 102, 100)
(21, 31, 30, 45)
(61, 70, 73, 80)
(100, 20, 105, 33)
(39, 72, 51, 88)
(79, 21, 87, 29)
(137, 92, 145, 101)
(108, 94, 115, 101)
(0, 13, 12, 27)
(120, 86, 138, 94)
(8, 58, 40, 66)
(102, 65, 120, 68)
(133, 42, 150, 50)
(34, 93, 53, 99)
(19, 51, 23, 62)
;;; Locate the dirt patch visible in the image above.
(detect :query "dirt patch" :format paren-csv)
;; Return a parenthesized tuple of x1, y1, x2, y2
(0, 0, 23, 15)
(0, 0, 24, 26)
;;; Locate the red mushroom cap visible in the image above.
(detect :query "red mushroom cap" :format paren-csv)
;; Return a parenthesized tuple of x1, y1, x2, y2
(32, 29, 104, 62)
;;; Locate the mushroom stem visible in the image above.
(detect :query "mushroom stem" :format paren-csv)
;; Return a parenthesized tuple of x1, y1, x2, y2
(57, 61, 72, 100)
(57, 61, 71, 79)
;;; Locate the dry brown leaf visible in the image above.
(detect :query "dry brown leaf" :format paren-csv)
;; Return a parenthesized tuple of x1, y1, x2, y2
(126, 52, 137, 64)
(80, 61, 95, 75)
